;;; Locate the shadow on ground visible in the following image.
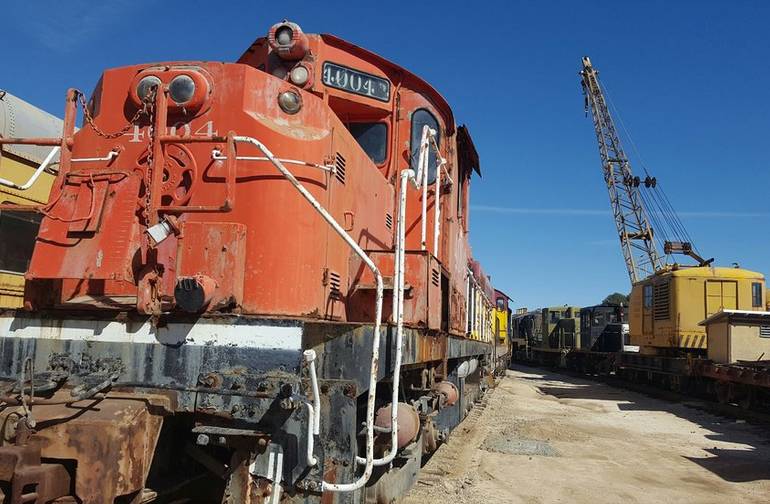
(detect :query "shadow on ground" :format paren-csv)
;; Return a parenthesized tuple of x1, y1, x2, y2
(509, 364, 770, 483)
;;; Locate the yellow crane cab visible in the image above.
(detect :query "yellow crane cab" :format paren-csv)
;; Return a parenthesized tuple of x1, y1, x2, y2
(628, 265, 765, 355)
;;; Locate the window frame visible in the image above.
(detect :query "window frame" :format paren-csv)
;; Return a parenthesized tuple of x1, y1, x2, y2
(346, 121, 389, 167)
(409, 108, 441, 184)
(643, 284, 653, 309)
(752, 282, 763, 308)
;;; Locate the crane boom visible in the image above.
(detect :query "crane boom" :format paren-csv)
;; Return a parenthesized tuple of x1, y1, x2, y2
(580, 56, 663, 284)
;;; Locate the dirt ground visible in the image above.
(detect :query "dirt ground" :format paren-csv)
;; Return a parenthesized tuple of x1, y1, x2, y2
(403, 366, 770, 504)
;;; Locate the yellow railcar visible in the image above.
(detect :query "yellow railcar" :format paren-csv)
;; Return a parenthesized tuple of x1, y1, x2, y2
(467, 262, 494, 343)
(0, 91, 62, 308)
(628, 266, 765, 354)
(493, 289, 511, 344)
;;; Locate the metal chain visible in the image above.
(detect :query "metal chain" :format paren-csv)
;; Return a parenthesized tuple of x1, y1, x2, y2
(75, 87, 158, 225)
(76, 89, 153, 140)
(142, 90, 157, 226)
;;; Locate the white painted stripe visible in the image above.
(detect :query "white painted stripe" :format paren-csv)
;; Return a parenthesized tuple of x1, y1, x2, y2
(0, 316, 303, 350)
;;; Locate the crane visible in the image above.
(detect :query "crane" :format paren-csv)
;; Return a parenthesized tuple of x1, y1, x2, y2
(580, 56, 710, 284)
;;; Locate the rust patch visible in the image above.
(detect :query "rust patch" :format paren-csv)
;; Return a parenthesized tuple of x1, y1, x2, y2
(0, 392, 168, 503)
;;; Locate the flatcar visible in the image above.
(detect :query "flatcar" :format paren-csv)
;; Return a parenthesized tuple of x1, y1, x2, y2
(0, 20, 500, 503)
(0, 91, 61, 308)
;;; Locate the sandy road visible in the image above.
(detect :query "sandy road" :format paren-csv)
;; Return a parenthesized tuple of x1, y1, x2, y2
(403, 366, 770, 504)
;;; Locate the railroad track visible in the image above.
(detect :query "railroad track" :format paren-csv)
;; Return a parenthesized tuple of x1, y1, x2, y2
(518, 362, 770, 427)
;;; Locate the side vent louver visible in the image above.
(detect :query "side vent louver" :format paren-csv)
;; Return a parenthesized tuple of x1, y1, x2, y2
(761, 326, 770, 338)
(385, 213, 393, 230)
(653, 282, 670, 321)
(329, 271, 342, 299)
(335, 153, 346, 184)
(431, 268, 440, 288)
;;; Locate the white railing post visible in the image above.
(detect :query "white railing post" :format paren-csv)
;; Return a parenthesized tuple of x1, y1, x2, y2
(231, 136, 383, 493)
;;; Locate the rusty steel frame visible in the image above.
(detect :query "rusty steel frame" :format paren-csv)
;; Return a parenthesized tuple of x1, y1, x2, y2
(696, 361, 770, 389)
(0, 311, 493, 501)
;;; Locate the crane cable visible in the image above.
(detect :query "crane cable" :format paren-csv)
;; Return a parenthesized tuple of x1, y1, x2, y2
(601, 82, 701, 258)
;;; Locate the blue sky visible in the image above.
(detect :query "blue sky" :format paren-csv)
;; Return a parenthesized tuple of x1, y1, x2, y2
(3, 0, 769, 309)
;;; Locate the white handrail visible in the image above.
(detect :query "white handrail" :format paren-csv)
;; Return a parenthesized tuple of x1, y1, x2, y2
(432, 137, 447, 255)
(355, 169, 410, 468)
(303, 350, 321, 435)
(71, 149, 120, 163)
(303, 349, 321, 468)
(231, 135, 383, 493)
(0, 146, 59, 191)
(304, 402, 317, 467)
(210, 149, 334, 173)
(355, 125, 444, 469)
(417, 126, 431, 250)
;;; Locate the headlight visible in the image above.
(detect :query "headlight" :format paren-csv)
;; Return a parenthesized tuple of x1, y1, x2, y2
(137, 76, 161, 101)
(169, 75, 196, 104)
(268, 21, 309, 60)
(289, 65, 309, 86)
(276, 26, 293, 45)
(278, 91, 302, 114)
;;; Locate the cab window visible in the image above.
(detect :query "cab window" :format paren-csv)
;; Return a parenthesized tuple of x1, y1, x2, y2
(752, 282, 763, 308)
(0, 210, 41, 273)
(410, 109, 440, 183)
(347, 122, 388, 165)
(496, 299, 505, 311)
(643, 285, 653, 309)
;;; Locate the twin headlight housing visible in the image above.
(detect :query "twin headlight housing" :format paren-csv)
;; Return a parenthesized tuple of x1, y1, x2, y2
(131, 68, 210, 112)
(137, 75, 197, 104)
(133, 64, 303, 117)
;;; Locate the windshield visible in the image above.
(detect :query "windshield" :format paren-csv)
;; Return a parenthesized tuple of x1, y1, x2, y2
(348, 122, 388, 165)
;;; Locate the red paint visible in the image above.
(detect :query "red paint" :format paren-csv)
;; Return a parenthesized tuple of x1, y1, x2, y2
(17, 22, 491, 340)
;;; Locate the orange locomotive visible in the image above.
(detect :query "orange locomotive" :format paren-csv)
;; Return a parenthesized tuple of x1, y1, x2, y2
(0, 20, 496, 503)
